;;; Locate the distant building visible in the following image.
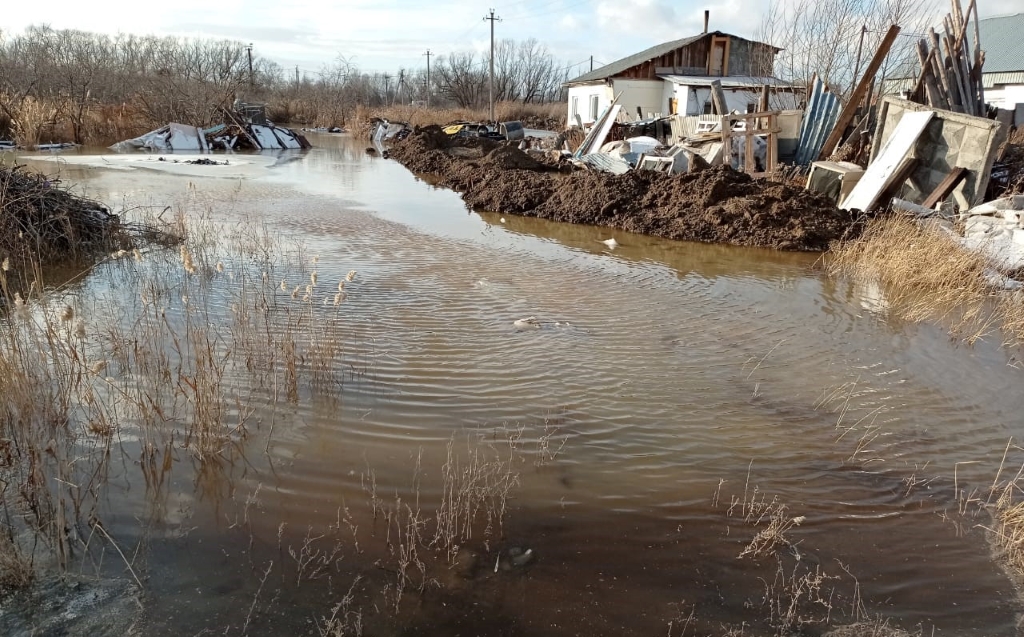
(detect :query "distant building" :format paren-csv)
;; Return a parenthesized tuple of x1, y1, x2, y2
(563, 29, 801, 126)
(883, 14, 1024, 113)
(975, 13, 1024, 110)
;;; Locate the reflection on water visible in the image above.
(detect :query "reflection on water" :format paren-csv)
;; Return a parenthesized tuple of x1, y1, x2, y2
(12, 133, 1024, 635)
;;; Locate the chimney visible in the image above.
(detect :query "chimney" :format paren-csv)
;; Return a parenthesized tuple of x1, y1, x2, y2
(703, 10, 709, 33)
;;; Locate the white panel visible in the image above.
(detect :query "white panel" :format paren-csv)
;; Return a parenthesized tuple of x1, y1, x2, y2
(841, 111, 934, 211)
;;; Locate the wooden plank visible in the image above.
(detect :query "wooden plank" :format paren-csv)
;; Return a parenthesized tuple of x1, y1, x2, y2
(917, 42, 942, 108)
(744, 128, 755, 173)
(759, 84, 769, 113)
(972, 0, 984, 112)
(818, 24, 901, 161)
(921, 166, 968, 208)
(710, 79, 729, 115)
(943, 31, 971, 115)
(930, 28, 959, 110)
(876, 158, 920, 206)
(720, 116, 731, 167)
(912, 39, 933, 103)
(841, 110, 934, 211)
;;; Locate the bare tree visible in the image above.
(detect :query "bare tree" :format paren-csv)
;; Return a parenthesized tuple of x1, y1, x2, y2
(757, 0, 937, 100)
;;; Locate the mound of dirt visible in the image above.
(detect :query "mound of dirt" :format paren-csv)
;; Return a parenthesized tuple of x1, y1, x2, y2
(386, 129, 859, 251)
(480, 144, 543, 171)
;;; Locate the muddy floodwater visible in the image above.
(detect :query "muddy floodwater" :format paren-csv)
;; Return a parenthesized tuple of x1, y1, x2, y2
(8, 135, 1024, 636)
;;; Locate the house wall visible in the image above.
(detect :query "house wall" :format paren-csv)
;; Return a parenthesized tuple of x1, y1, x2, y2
(985, 84, 1024, 110)
(611, 79, 667, 120)
(617, 32, 779, 80)
(566, 83, 614, 125)
(727, 38, 776, 77)
(681, 86, 800, 115)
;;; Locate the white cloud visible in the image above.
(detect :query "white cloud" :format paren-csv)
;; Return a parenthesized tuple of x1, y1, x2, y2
(0, 0, 779, 73)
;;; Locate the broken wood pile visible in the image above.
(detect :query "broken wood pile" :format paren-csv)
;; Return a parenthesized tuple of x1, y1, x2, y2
(910, 0, 985, 116)
(0, 165, 127, 270)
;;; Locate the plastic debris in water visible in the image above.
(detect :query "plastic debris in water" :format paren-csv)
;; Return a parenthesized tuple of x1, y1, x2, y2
(513, 316, 540, 329)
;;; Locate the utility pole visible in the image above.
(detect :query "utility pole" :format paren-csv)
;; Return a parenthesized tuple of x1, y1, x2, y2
(383, 73, 391, 105)
(423, 49, 432, 107)
(246, 43, 254, 89)
(483, 9, 501, 121)
(590, 56, 593, 72)
(295, 65, 300, 87)
(397, 70, 405, 106)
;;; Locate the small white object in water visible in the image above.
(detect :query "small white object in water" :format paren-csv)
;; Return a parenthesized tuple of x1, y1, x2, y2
(601, 238, 619, 248)
(513, 316, 540, 329)
(500, 217, 506, 224)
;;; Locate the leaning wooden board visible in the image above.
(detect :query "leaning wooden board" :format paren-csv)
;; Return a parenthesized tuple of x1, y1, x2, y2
(840, 111, 934, 211)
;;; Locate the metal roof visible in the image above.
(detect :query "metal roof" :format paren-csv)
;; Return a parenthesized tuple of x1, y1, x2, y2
(978, 14, 1024, 73)
(566, 34, 706, 85)
(658, 75, 795, 88)
(983, 71, 1024, 88)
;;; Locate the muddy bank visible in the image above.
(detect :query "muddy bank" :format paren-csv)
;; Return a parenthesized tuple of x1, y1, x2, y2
(388, 126, 860, 251)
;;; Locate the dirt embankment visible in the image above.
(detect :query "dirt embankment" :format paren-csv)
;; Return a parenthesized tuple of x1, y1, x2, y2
(387, 126, 860, 251)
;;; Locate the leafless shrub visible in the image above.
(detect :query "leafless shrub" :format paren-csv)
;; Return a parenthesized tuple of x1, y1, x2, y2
(432, 432, 521, 562)
(758, 559, 838, 636)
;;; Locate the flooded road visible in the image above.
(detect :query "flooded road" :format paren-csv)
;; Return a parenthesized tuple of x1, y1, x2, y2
(13, 135, 1024, 635)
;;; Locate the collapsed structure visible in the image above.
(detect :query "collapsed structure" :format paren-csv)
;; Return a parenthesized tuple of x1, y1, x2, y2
(111, 104, 311, 152)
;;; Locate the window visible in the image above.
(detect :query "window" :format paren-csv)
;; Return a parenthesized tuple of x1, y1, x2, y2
(702, 101, 713, 115)
(571, 96, 579, 118)
(590, 95, 599, 120)
(747, 102, 757, 113)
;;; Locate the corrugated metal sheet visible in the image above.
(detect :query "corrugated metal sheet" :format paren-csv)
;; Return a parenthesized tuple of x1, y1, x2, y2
(669, 114, 721, 141)
(794, 78, 841, 166)
(978, 14, 1024, 74)
(576, 153, 632, 174)
(658, 75, 795, 89)
(982, 71, 1024, 88)
(886, 72, 1024, 92)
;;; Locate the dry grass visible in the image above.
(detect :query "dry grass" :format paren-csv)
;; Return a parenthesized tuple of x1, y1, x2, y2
(826, 214, 1024, 345)
(984, 440, 1024, 580)
(0, 200, 367, 589)
(722, 465, 806, 561)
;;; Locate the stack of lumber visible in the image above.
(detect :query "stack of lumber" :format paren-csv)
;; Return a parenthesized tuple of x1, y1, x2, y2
(912, 0, 985, 116)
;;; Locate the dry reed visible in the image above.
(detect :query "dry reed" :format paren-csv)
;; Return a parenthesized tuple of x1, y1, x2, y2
(826, 214, 1024, 345)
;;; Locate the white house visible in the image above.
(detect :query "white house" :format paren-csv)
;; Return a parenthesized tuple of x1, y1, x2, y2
(564, 30, 801, 126)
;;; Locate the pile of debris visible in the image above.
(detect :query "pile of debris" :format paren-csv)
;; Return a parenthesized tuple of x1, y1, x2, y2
(111, 105, 310, 152)
(387, 126, 855, 251)
(0, 165, 128, 272)
(906, 2, 985, 116)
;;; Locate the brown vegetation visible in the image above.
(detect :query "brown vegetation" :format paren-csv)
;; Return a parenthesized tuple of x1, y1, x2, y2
(826, 214, 1024, 345)
(0, 26, 568, 145)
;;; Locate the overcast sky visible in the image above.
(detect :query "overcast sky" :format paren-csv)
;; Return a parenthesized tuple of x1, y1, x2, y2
(5, 0, 1024, 79)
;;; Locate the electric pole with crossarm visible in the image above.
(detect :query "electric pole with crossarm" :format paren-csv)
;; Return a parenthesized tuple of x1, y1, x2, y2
(483, 9, 501, 122)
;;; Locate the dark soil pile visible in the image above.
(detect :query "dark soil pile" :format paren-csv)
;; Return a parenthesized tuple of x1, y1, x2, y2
(388, 128, 859, 251)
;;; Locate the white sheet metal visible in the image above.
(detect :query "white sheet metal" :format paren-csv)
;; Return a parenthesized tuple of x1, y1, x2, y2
(840, 111, 934, 211)
(574, 104, 622, 158)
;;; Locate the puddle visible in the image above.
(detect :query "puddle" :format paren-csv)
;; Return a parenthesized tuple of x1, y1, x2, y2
(5, 133, 1024, 635)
